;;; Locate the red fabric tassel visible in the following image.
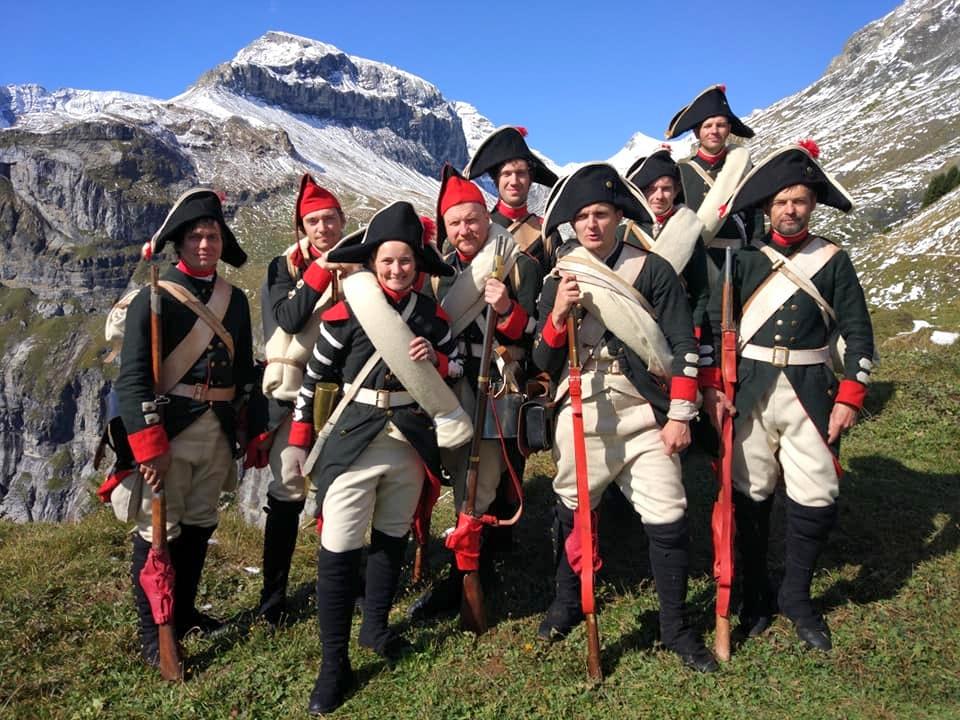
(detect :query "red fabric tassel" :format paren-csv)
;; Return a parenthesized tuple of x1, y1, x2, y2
(412, 467, 441, 547)
(445, 513, 485, 571)
(140, 547, 176, 625)
(564, 510, 602, 575)
(514, 126, 528, 137)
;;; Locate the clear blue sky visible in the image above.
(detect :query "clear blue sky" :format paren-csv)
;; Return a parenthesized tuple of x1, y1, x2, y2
(3, 0, 901, 165)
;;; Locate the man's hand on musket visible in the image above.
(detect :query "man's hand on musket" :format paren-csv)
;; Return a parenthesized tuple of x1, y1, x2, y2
(827, 403, 858, 444)
(140, 451, 172, 492)
(660, 419, 691, 456)
(703, 387, 736, 433)
(551, 272, 581, 327)
(484, 277, 512, 316)
(409, 336, 438, 365)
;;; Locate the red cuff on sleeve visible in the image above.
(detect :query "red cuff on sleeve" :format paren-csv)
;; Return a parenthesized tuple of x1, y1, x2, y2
(670, 376, 699, 402)
(435, 352, 450, 378)
(288, 420, 314, 448)
(836, 379, 867, 411)
(496, 301, 529, 341)
(698, 367, 723, 391)
(541, 314, 568, 348)
(128, 425, 170, 464)
(303, 263, 333, 293)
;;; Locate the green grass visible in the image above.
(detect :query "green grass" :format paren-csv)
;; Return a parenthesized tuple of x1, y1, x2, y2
(1, 341, 958, 719)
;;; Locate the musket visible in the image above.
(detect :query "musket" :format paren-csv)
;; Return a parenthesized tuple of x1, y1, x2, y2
(458, 234, 508, 634)
(566, 306, 602, 681)
(713, 246, 737, 662)
(148, 265, 184, 681)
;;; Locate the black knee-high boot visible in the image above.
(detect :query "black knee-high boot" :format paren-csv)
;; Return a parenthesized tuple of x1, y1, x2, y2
(645, 517, 718, 673)
(131, 534, 159, 666)
(258, 495, 306, 626)
(537, 501, 584, 642)
(171, 523, 222, 638)
(779, 498, 837, 651)
(358, 530, 411, 660)
(309, 547, 361, 716)
(734, 492, 775, 636)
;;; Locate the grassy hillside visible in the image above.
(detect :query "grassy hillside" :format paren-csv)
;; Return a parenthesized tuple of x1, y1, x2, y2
(0, 321, 958, 720)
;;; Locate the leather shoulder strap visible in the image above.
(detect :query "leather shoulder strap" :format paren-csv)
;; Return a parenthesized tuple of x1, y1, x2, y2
(158, 277, 234, 393)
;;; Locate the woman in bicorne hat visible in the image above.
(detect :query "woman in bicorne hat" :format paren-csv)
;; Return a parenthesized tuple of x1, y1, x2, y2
(286, 201, 462, 716)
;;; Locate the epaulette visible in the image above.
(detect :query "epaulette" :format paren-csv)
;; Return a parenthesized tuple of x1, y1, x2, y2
(321, 300, 350, 322)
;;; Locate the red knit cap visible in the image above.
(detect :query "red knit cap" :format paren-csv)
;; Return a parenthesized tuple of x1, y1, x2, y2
(298, 175, 342, 220)
(439, 174, 485, 216)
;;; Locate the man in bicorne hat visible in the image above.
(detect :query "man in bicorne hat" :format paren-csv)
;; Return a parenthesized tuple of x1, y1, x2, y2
(465, 127, 559, 547)
(703, 140, 874, 652)
(285, 201, 465, 715)
(666, 84, 762, 283)
(533, 163, 718, 672)
(465, 125, 560, 275)
(249, 174, 346, 627)
(408, 165, 542, 621)
(114, 188, 253, 666)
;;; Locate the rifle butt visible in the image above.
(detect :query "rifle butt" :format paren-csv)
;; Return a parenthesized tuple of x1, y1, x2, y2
(157, 624, 184, 681)
(715, 614, 731, 662)
(459, 570, 487, 635)
(412, 542, 427, 585)
(585, 612, 602, 681)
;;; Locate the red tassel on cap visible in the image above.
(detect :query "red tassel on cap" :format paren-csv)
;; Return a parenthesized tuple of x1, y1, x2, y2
(797, 138, 820, 159)
(141, 241, 153, 260)
(514, 126, 528, 137)
(420, 216, 437, 246)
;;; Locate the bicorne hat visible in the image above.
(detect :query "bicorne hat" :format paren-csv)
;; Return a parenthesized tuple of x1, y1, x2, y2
(328, 201, 453, 277)
(464, 126, 558, 188)
(146, 188, 246, 268)
(727, 139, 853, 214)
(542, 163, 652, 238)
(665, 84, 754, 140)
(625, 148, 684, 204)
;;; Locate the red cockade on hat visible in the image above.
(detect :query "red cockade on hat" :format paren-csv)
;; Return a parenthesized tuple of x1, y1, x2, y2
(420, 216, 436, 245)
(515, 126, 528, 137)
(298, 177, 342, 219)
(439, 174, 485, 216)
(797, 138, 821, 159)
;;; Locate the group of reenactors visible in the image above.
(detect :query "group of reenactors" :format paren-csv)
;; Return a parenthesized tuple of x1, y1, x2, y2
(106, 84, 875, 715)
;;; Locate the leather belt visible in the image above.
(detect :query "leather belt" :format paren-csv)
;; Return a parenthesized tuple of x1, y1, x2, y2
(581, 358, 624, 374)
(169, 383, 236, 402)
(343, 384, 415, 409)
(741, 344, 830, 368)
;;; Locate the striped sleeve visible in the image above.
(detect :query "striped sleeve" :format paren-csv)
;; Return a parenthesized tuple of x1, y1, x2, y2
(290, 318, 350, 446)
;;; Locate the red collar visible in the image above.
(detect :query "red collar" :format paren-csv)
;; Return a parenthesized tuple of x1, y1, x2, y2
(655, 207, 677, 225)
(456, 249, 475, 265)
(379, 280, 413, 304)
(307, 243, 322, 259)
(495, 200, 529, 221)
(176, 260, 216, 278)
(771, 229, 810, 247)
(696, 147, 727, 166)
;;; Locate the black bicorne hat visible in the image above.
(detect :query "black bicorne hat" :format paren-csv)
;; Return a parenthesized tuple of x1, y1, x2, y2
(542, 163, 652, 238)
(149, 188, 247, 268)
(327, 201, 454, 277)
(665, 84, 754, 140)
(625, 148, 684, 204)
(464, 126, 559, 188)
(727, 139, 853, 215)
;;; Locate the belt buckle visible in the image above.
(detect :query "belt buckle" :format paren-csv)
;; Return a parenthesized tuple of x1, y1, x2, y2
(771, 346, 789, 368)
(192, 384, 209, 402)
(376, 389, 390, 410)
